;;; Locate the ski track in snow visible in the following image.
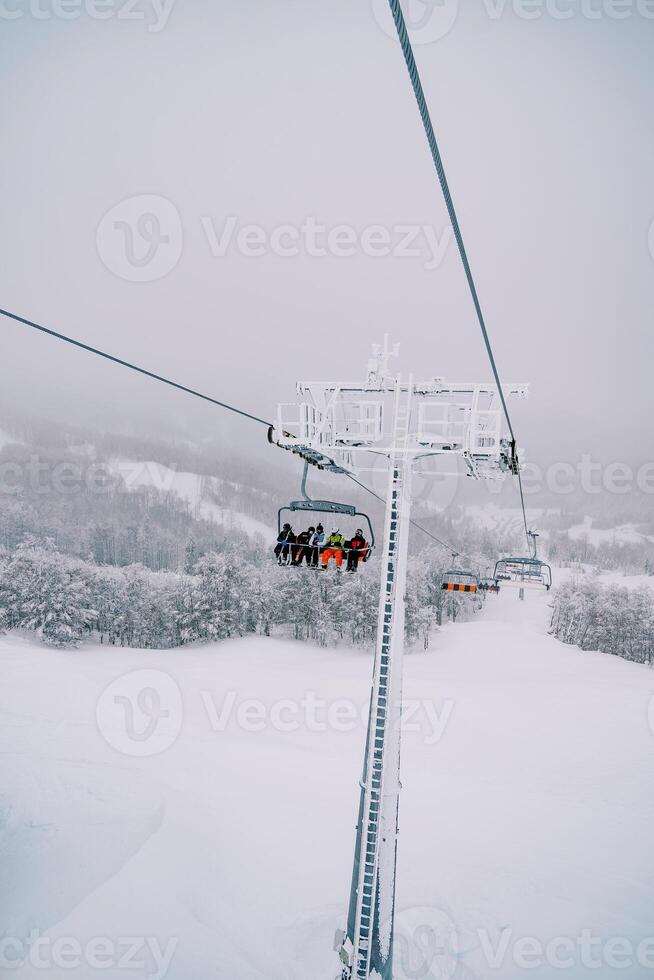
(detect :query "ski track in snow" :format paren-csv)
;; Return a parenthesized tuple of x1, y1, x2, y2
(2, 588, 654, 978)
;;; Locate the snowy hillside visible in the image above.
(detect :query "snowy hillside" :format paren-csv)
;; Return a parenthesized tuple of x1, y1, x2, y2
(0, 423, 282, 571)
(2, 589, 654, 979)
(106, 457, 273, 542)
(567, 516, 654, 547)
(463, 505, 557, 539)
(463, 505, 654, 551)
(561, 566, 654, 594)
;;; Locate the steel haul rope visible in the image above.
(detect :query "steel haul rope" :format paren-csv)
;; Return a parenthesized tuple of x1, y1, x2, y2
(0, 308, 272, 429)
(385, 0, 531, 548)
(1, 306, 480, 560)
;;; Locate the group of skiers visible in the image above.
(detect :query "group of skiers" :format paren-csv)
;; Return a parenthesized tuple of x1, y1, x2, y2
(274, 523, 369, 572)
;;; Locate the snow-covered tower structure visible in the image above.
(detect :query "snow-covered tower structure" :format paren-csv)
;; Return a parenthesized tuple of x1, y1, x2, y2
(269, 339, 528, 979)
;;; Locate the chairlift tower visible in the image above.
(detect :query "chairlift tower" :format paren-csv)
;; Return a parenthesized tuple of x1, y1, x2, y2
(270, 339, 528, 980)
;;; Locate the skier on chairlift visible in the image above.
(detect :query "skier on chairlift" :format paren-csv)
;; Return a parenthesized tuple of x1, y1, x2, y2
(321, 527, 346, 571)
(274, 523, 296, 565)
(309, 523, 325, 568)
(292, 526, 315, 567)
(347, 529, 368, 573)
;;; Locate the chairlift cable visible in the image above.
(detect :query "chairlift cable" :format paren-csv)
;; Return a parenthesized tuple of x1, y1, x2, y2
(345, 472, 488, 570)
(1, 306, 478, 559)
(3, 306, 516, 568)
(0, 308, 273, 429)
(385, 0, 531, 551)
(4, 3, 538, 567)
(516, 467, 530, 542)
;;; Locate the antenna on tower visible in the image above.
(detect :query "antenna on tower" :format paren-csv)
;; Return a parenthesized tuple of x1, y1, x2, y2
(366, 335, 400, 387)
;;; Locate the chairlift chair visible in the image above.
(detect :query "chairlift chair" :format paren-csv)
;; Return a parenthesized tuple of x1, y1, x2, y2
(277, 462, 375, 564)
(494, 531, 552, 591)
(493, 557, 552, 590)
(441, 569, 479, 594)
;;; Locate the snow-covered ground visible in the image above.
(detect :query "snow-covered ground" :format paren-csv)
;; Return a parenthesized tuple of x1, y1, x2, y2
(2, 591, 654, 979)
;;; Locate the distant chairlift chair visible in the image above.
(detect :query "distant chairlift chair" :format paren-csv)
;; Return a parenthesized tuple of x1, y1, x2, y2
(441, 569, 479, 594)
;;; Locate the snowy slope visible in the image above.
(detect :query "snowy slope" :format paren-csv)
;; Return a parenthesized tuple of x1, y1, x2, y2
(593, 570, 654, 592)
(463, 505, 558, 540)
(462, 507, 654, 551)
(567, 516, 654, 547)
(107, 457, 273, 542)
(2, 593, 654, 979)
(557, 565, 654, 593)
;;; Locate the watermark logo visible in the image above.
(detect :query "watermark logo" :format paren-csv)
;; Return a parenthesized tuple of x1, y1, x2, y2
(1, 450, 654, 503)
(96, 194, 183, 282)
(96, 669, 183, 756)
(0, 0, 177, 32)
(94, 681, 453, 757)
(482, 0, 654, 22)
(394, 905, 459, 980)
(370, 0, 654, 41)
(201, 215, 453, 270)
(0, 931, 177, 978)
(201, 690, 454, 746)
(392, 917, 654, 975)
(371, 0, 460, 44)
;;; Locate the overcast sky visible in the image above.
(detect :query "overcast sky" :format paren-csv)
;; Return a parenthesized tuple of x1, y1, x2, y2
(1, 0, 653, 471)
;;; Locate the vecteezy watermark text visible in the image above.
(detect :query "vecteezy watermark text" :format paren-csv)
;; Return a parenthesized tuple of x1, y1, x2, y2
(201, 689, 454, 746)
(95, 194, 456, 282)
(370, 0, 654, 47)
(483, 0, 654, 20)
(96, 669, 455, 757)
(0, 932, 177, 978)
(200, 215, 453, 270)
(520, 455, 654, 496)
(0, 457, 198, 497)
(95, 199, 654, 287)
(477, 928, 654, 971)
(481, 0, 654, 21)
(2, 455, 654, 501)
(0, 0, 176, 31)
(394, 907, 654, 980)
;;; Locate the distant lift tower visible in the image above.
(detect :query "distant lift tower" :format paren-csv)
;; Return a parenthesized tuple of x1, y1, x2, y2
(269, 339, 528, 980)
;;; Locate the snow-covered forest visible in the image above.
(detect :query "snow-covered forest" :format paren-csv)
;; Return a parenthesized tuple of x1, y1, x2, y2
(0, 537, 483, 649)
(550, 577, 654, 666)
(0, 423, 652, 658)
(547, 530, 654, 576)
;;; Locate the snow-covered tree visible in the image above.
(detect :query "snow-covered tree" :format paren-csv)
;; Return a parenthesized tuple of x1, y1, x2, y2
(550, 579, 654, 665)
(1, 540, 95, 646)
